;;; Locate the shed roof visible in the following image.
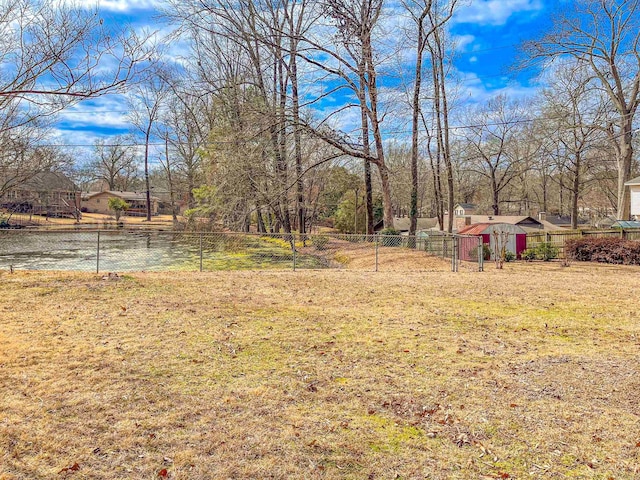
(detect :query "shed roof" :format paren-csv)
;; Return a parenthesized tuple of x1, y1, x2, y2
(440, 214, 546, 231)
(458, 222, 527, 235)
(611, 220, 640, 228)
(457, 223, 494, 235)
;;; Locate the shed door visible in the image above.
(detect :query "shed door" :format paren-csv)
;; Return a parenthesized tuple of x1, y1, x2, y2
(515, 234, 527, 258)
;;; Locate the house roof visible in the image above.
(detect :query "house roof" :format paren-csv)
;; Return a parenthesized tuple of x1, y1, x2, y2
(458, 222, 527, 235)
(444, 214, 544, 228)
(454, 203, 477, 210)
(593, 216, 617, 228)
(624, 176, 640, 186)
(376, 217, 438, 232)
(544, 215, 589, 226)
(5, 171, 78, 192)
(84, 191, 160, 202)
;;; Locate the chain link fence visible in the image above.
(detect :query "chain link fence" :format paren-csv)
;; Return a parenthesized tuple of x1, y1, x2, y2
(0, 230, 484, 273)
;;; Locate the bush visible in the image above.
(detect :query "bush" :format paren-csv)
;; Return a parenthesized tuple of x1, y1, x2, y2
(504, 250, 516, 262)
(535, 242, 558, 261)
(565, 237, 640, 265)
(379, 228, 402, 247)
(107, 197, 130, 222)
(521, 243, 558, 261)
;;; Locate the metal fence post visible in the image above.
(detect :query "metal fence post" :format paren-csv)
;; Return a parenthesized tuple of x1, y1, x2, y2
(478, 237, 484, 272)
(375, 236, 379, 272)
(451, 236, 457, 272)
(199, 233, 203, 272)
(96, 231, 100, 274)
(292, 234, 297, 271)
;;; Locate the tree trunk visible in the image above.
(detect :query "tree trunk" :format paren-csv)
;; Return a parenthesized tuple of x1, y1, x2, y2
(617, 114, 634, 220)
(144, 125, 152, 221)
(492, 175, 500, 215)
(277, 49, 292, 234)
(289, 27, 305, 236)
(256, 204, 267, 233)
(409, 14, 427, 237)
(378, 164, 394, 229)
(358, 68, 374, 235)
(164, 137, 178, 225)
(438, 49, 455, 234)
(363, 28, 393, 230)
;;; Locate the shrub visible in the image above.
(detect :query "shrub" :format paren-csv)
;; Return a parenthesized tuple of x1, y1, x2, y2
(107, 197, 130, 222)
(379, 228, 402, 247)
(503, 250, 516, 262)
(535, 242, 558, 261)
(521, 243, 558, 261)
(565, 237, 640, 265)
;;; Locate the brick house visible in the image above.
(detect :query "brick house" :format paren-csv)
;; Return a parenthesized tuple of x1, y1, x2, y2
(82, 191, 159, 216)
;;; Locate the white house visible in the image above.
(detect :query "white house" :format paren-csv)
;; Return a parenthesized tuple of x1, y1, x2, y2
(626, 176, 640, 219)
(453, 203, 478, 217)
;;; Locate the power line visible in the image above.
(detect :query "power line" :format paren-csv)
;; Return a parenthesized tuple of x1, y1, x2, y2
(38, 113, 633, 148)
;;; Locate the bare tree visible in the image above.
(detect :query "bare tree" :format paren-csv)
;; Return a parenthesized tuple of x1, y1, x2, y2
(0, 0, 153, 130)
(462, 96, 530, 216)
(403, 0, 457, 235)
(129, 74, 170, 221)
(541, 63, 609, 228)
(89, 137, 139, 191)
(294, 0, 396, 229)
(527, 0, 640, 219)
(0, 0, 153, 197)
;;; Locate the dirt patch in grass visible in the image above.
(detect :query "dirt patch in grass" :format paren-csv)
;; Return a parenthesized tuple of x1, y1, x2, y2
(1, 263, 640, 479)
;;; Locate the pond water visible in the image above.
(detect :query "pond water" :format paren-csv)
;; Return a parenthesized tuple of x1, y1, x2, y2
(0, 231, 320, 272)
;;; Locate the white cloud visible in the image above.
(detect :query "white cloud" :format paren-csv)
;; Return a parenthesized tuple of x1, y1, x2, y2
(452, 34, 476, 52)
(57, 95, 131, 131)
(71, 0, 165, 12)
(453, 0, 543, 26)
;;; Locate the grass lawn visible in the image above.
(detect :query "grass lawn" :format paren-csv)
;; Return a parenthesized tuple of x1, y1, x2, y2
(1, 262, 640, 479)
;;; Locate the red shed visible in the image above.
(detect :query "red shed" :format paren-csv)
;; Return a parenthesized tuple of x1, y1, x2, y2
(458, 223, 527, 260)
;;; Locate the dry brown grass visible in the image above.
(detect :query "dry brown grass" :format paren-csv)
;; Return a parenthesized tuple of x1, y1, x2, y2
(1, 262, 640, 479)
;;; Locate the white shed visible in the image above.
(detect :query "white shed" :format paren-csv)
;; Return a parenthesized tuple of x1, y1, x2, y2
(626, 176, 640, 218)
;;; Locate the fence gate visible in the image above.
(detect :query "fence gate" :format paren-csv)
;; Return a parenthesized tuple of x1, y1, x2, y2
(453, 235, 484, 272)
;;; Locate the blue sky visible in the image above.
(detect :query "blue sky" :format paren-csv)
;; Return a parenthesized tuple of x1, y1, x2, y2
(53, 0, 552, 158)
(450, 0, 551, 91)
